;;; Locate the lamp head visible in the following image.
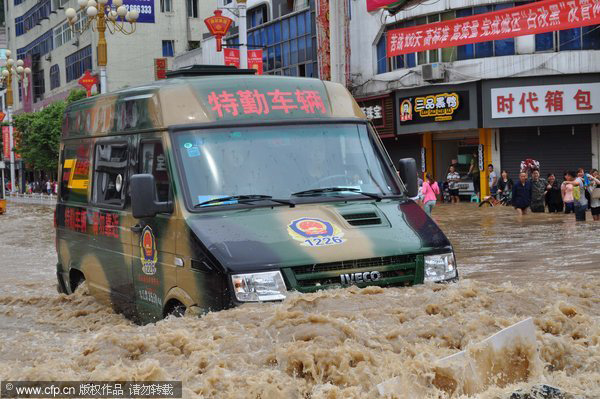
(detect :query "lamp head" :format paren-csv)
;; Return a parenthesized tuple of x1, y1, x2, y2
(117, 5, 127, 17)
(2, 69, 9, 78)
(87, 6, 98, 16)
(77, 0, 88, 8)
(65, 7, 77, 19)
(24, 67, 31, 75)
(16, 66, 24, 74)
(16, 59, 24, 67)
(6, 58, 14, 67)
(5, 50, 11, 58)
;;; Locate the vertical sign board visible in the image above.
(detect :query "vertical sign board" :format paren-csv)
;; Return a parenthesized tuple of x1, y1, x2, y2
(2, 127, 9, 160)
(224, 48, 240, 68)
(316, 0, 331, 81)
(248, 49, 264, 75)
(78, 70, 98, 97)
(154, 58, 167, 80)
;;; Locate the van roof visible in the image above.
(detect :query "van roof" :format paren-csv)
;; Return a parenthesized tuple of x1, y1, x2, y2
(62, 75, 365, 139)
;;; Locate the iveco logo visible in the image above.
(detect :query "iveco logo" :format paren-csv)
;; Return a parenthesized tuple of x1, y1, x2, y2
(340, 271, 381, 285)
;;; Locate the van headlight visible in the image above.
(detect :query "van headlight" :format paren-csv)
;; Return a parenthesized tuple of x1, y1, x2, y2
(424, 253, 457, 282)
(231, 271, 287, 302)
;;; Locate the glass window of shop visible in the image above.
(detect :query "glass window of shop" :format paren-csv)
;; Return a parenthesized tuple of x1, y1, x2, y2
(227, 6, 317, 78)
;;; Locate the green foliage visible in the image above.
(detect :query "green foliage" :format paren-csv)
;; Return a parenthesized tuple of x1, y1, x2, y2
(13, 89, 89, 172)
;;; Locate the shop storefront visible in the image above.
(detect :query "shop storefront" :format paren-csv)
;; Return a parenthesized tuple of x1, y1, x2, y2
(483, 74, 600, 180)
(394, 81, 491, 198)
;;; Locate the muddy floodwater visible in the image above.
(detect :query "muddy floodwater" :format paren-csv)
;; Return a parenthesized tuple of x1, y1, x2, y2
(0, 202, 599, 398)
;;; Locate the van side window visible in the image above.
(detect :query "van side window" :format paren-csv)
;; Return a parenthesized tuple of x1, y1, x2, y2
(61, 142, 92, 203)
(140, 141, 170, 202)
(93, 142, 128, 207)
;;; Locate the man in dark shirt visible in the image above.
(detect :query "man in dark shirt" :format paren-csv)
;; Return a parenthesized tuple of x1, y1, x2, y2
(513, 172, 532, 215)
(530, 168, 547, 213)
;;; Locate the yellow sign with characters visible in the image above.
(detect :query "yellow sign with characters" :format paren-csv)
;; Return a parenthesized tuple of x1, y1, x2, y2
(414, 92, 460, 121)
(63, 159, 89, 190)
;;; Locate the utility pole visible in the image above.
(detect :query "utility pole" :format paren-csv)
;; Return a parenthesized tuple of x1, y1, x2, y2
(237, 0, 248, 69)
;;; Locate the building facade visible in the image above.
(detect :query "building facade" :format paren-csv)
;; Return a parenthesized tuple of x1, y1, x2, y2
(4, 0, 216, 112)
(350, 0, 600, 197)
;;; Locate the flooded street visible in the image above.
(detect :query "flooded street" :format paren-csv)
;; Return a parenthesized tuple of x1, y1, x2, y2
(0, 202, 599, 398)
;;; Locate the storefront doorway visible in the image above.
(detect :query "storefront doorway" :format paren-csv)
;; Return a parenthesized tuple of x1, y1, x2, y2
(432, 131, 479, 198)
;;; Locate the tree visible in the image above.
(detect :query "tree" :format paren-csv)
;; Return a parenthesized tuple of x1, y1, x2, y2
(12, 89, 89, 176)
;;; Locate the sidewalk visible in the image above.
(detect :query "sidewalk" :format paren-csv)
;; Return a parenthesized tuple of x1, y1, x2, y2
(5, 192, 57, 205)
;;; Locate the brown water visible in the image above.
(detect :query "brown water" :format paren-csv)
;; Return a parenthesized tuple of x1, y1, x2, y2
(0, 203, 599, 398)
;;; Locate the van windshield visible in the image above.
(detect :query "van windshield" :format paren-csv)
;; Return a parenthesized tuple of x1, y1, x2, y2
(173, 123, 403, 208)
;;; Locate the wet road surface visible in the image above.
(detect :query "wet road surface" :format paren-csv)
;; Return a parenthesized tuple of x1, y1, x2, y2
(0, 202, 598, 398)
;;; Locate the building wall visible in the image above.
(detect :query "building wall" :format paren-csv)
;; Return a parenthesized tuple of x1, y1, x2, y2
(5, 0, 215, 111)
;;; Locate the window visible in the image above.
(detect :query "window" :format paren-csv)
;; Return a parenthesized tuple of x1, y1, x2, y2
(54, 21, 72, 48)
(66, 46, 92, 82)
(248, 4, 268, 29)
(50, 65, 60, 90)
(93, 142, 128, 207)
(160, 0, 172, 12)
(140, 142, 170, 202)
(227, 10, 316, 77)
(61, 142, 92, 204)
(186, 0, 197, 18)
(19, 0, 52, 36)
(162, 40, 175, 57)
(188, 41, 200, 51)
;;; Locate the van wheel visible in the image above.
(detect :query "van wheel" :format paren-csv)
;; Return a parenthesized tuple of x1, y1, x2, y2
(69, 269, 85, 294)
(164, 300, 186, 318)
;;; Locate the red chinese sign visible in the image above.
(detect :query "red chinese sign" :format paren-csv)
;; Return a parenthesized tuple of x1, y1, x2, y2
(154, 58, 167, 80)
(2, 126, 9, 160)
(207, 89, 328, 118)
(64, 206, 120, 238)
(78, 70, 97, 97)
(388, 0, 600, 56)
(491, 83, 599, 118)
(204, 10, 233, 52)
(224, 48, 240, 68)
(316, 0, 331, 81)
(248, 49, 264, 75)
(0, 112, 5, 122)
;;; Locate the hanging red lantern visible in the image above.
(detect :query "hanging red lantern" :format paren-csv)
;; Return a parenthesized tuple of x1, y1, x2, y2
(204, 10, 233, 52)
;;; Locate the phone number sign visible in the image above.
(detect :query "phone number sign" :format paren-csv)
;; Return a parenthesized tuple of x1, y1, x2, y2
(108, 0, 154, 23)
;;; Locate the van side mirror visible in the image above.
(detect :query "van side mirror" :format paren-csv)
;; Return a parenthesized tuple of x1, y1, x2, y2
(130, 174, 173, 218)
(398, 158, 418, 198)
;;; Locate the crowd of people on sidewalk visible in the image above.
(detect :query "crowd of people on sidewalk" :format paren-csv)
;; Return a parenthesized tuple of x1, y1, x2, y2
(3, 179, 58, 195)
(417, 160, 600, 222)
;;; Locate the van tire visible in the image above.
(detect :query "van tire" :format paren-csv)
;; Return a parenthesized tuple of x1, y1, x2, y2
(69, 269, 85, 294)
(164, 300, 186, 318)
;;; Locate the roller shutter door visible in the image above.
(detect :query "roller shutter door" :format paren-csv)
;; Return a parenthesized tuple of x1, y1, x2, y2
(500, 125, 592, 179)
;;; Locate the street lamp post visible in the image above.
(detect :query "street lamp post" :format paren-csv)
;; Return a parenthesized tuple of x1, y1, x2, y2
(1, 51, 31, 193)
(65, 0, 139, 94)
(237, 0, 248, 69)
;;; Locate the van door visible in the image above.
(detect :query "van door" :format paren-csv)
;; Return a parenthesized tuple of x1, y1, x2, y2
(130, 136, 177, 323)
(88, 137, 135, 316)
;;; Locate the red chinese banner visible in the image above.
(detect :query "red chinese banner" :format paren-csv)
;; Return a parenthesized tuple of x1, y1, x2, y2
(224, 48, 240, 68)
(387, 0, 600, 56)
(154, 58, 167, 80)
(2, 127, 9, 160)
(316, 0, 331, 81)
(78, 70, 97, 97)
(248, 49, 264, 75)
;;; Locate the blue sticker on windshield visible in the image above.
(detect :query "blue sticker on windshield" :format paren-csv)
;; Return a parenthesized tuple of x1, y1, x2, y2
(197, 195, 238, 207)
(187, 147, 201, 157)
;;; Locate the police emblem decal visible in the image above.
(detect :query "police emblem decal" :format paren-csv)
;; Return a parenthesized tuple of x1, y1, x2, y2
(287, 217, 346, 247)
(140, 226, 158, 275)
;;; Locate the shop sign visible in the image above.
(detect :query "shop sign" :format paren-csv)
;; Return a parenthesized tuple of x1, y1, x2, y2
(224, 48, 240, 68)
(399, 91, 469, 124)
(2, 127, 9, 160)
(367, 0, 404, 12)
(358, 97, 385, 127)
(491, 82, 599, 118)
(108, 0, 154, 23)
(421, 147, 426, 173)
(478, 144, 484, 171)
(204, 10, 233, 52)
(387, 0, 600, 56)
(316, 0, 331, 81)
(78, 70, 97, 97)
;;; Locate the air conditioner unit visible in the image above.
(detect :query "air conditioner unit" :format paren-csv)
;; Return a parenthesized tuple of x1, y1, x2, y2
(45, 53, 52, 62)
(422, 63, 444, 82)
(72, 38, 79, 46)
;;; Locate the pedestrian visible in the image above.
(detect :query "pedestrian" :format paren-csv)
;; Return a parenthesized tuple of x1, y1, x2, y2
(512, 172, 532, 215)
(530, 168, 546, 213)
(562, 171, 576, 214)
(573, 168, 588, 222)
(422, 173, 440, 216)
(46, 180, 51, 195)
(488, 164, 498, 197)
(587, 169, 600, 221)
(496, 170, 513, 204)
(468, 151, 480, 196)
(446, 165, 460, 204)
(545, 174, 563, 213)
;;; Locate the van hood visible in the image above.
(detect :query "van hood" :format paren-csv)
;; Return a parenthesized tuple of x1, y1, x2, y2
(185, 200, 451, 273)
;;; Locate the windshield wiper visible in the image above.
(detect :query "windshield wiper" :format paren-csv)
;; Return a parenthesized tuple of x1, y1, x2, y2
(194, 195, 295, 208)
(291, 187, 382, 201)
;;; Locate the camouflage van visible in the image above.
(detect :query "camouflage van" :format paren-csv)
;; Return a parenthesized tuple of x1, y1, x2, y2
(55, 66, 457, 324)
